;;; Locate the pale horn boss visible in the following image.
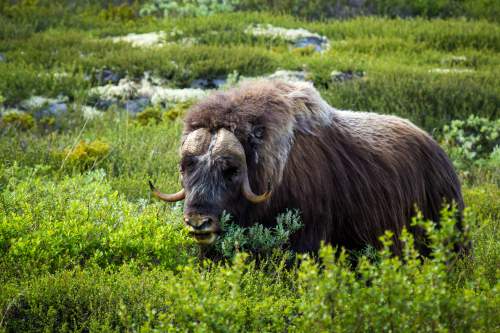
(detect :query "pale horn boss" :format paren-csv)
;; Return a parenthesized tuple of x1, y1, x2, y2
(149, 127, 271, 245)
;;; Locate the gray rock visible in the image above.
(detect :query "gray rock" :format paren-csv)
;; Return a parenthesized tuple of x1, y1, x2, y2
(246, 24, 330, 52)
(0, 53, 5, 62)
(94, 99, 114, 110)
(294, 36, 328, 52)
(212, 78, 227, 89)
(331, 70, 365, 82)
(190, 77, 227, 89)
(123, 97, 150, 114)
(267, 70, 309, 82)
(35, 102, 68, 119)
(96, 69, 123, 85)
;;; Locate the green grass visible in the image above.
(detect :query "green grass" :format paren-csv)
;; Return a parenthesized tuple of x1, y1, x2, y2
(0, 5, 499, 332)
(1, 13, 498, 130)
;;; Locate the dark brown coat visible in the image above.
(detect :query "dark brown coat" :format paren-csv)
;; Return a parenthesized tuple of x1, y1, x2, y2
(183, 80, 464, 255)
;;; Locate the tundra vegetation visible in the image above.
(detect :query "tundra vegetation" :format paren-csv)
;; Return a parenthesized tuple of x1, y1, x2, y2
(0, 1, 499, 332)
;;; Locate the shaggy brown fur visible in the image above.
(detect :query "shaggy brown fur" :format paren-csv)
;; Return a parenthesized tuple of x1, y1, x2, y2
(183, 80, 464, 255)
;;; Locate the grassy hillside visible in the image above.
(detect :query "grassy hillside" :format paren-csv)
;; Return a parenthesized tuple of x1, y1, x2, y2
(0, 2, 499, 332)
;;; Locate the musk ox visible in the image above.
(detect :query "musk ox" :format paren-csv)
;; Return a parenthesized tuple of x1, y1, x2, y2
(150, 80, 464, 256)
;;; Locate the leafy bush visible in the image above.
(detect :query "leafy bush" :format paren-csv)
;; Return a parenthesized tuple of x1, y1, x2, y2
(441, 115, 500, 181)
(136, 106, 163, 125)
(59, 139, 111, 170)
(0, 111, 35, 131)
(2, 205, 497, 332)
(163, 101, 193, 121)
(0, 168, 194, 278)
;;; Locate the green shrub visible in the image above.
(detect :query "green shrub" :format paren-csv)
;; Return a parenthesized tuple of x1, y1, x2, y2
(0, 168, 194, 278)
(98, 3, 139, 21)
(59, 139, 111, 170)
(0, 111, 35, 131)
(163, 101, 193, 121)
(136, 106, 163, 125)
(2, 207, 496, 332)
(215, 209, 303, 259)
(441, 115, 500, 182)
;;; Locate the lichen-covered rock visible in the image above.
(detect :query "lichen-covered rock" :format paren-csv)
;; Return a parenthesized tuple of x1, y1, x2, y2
(123, 97, 150, 114)
(111, 31, 166, 47)
(246, 24, 329, 51)
(36, 102, 68, 119)
(149, 87, 207, 105)
(95, 69, 124, 85)
(267, 70, 310, 82)
(81, 106, 104, 120)
(91, 78, 138, 100)
(89, 75, 207, 110)
(20, 96, 58, 110)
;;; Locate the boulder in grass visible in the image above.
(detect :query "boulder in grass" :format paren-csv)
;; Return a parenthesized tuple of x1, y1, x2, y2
(20, 96, 57, 110)
(267, 70, 310, 82)
(294, 36, 327, 52)
(94, 99, 114, 111)
(19, 96, 69, 118)
(36, 102, 68, 119)
(246, 24, 329, 52)
(190, 77, 228, 90)
(96, 69, 123, 85)
(331, 70, 365, 82)
(88, 75, 207, 110)
(123, 97, 150, 114)
(111, 31, 166, 48)
(81, 106, 103, 120)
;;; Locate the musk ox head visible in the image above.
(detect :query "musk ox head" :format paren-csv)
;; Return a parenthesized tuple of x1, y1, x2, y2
(149, 127, 271, 245)
(149, 80, 333, 246)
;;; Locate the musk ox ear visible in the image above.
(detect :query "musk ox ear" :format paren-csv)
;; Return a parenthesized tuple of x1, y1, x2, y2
(248, 125, 265, 164)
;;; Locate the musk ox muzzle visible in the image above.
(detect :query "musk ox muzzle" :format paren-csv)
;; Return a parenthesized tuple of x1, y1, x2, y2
(149, 128, 271, 245)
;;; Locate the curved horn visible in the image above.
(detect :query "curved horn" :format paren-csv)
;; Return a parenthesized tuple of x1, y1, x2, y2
(148, 180, 185, 202)
(241, 171, 271, 204)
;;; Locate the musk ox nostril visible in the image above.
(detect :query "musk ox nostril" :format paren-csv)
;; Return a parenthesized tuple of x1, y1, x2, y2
(185, 215, 214, 231)
(200, 217, 213, 229)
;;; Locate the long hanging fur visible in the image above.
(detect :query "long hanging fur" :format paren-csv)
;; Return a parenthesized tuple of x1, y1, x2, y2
(184, 80, 464, 255)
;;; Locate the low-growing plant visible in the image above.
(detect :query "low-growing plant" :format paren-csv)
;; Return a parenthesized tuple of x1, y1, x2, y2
(441, 115, 500, 182)
(0, 110, 35, 131)
(98, 3, 139, 22)
(163, 101, 193, 121)
(0, 168, 195, 278)
(136, 106, 163, 125)
(215, 209, 303, 259)
(59, 139, 111, 170)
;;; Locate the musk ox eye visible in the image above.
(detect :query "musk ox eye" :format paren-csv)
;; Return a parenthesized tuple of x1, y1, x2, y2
(222, 165, 239, 181)
(181, 156, 196, 173)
